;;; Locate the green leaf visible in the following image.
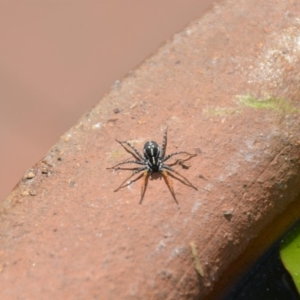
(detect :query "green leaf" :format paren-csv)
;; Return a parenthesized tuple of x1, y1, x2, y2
(280, 222, 300, 294)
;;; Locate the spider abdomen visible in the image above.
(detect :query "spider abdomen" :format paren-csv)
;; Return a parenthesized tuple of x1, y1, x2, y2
(144, 141, 161, 172)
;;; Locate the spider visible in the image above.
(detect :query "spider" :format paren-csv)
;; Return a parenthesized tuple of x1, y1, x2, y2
(107, 128, 198, 204)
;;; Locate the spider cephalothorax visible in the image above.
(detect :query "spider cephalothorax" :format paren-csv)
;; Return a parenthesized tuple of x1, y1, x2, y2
(107, 128, 197, 204)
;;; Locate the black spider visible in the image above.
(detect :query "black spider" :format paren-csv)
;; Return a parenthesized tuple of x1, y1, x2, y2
(107, 128, 198, 204)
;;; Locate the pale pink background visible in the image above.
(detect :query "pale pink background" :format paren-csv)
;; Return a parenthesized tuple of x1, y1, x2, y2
(0, 1, 214, 200)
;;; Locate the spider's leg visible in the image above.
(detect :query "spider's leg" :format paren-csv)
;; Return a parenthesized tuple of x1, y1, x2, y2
(161, 170, 178, 204)
(116, 140, 144, 160)
(114, 167, 147, 192)
(107, 159, 145, 170)
(115, 172, 145, 189)
(162, 152, 197, 163)
(164, 153, 197, 168)
(140, 170, 149, 204)
(162, 165, 198, 190)
(160, 127, 168, 159)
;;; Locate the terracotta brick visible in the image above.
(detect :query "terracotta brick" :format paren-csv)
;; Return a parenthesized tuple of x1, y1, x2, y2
(1, 0, 300, 299)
